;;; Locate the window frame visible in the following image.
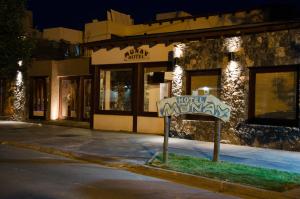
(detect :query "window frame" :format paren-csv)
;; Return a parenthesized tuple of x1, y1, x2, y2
(186, 69, 221, 121)
(248, 65, 299, 127)
(139, 62, 172, 117)
(95, 64, 137, 116)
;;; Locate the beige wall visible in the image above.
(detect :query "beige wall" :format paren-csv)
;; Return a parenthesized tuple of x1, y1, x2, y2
(92, 44, 174, 65)
(43, 27, 83, 44)
(85, 10, 263, 42)
(93, 114, 133, 132)
(28, 60, 53, 76)
(85, 21, 112, 42)
(30, 58, 90, 120)
(54, 58, 90, 76)
(137, 117, 164, 134)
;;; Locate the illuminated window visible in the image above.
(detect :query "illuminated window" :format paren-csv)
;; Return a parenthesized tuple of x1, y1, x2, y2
(143, 66, 172, 113)
(249, 66, 299, 126)
(186, 69, 221, 120)
(60, 78, 79, 119)
(187, 70, 221, 97)
(99, 67, 133, 111)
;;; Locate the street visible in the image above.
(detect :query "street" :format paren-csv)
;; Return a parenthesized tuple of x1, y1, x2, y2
(0, 144, 240, 199)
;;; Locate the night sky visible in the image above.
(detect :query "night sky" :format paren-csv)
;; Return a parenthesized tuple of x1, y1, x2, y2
(27, 0, 300, 30)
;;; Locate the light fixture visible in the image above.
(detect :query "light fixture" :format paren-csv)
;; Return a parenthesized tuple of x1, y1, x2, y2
(18, 60, 23, 67)
(227, 52, 236, 61)
(203, 87, 210, 95)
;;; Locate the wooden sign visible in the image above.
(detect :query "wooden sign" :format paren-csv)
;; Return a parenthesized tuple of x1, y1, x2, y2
(157, 95, 231, 122)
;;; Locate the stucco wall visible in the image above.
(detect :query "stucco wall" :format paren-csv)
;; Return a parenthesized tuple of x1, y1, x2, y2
(29, 58, 90, 120)
(174, 29, 300, 151)
(85, 10, 264, 42)
(43, 27, 83, 44)
(92, 44, 173, 65)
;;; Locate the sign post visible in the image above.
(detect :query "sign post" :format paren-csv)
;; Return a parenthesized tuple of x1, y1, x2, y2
(213, 120, 222, 162)
(163, 116, 171, 164)
(157, 95, 231, 163)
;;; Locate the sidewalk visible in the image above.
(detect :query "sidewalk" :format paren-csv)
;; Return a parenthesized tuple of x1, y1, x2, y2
(1, 121, 300, 198)
(1, 121, 300, 174)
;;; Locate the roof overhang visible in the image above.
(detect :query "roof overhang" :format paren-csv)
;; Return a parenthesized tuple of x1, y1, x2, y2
(82, 20, 300, 51)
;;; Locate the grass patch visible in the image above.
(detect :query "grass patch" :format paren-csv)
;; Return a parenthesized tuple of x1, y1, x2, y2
(149, 153, 300, 191)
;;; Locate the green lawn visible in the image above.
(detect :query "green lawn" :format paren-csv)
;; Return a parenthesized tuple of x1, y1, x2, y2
(149, 153, 300, 191)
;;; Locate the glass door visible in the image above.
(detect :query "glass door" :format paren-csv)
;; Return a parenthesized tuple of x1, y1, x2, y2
(30, 77, 47, 119)
(59, 77, 80, 120)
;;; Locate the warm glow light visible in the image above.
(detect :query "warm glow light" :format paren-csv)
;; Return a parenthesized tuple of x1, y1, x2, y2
(51, 98, 59, 120)
(16, 70, 23, 86)
(18, 60, 23, 67)
(202, 87, 210, 95)
(13, 71, 25, 120)
(174, 64, 183, 75)
(226, 61, 241, 79)
(224, 37, 241, 52)
(172, 64, 184, 96)
(173, 43, 186, 58)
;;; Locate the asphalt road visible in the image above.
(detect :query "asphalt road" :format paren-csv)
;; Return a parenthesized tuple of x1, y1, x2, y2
(0, 145, 240, 199)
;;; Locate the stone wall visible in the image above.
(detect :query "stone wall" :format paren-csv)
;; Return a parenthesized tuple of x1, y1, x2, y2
(171, 29, 300, 151)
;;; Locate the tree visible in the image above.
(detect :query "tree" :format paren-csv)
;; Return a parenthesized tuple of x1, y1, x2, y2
(0, 0, 34, 78)
(0, 0, 35, 119)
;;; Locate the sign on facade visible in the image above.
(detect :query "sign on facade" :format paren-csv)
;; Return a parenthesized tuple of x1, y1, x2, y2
(124, 47, 150, 61)
(157, 95, 231, 122)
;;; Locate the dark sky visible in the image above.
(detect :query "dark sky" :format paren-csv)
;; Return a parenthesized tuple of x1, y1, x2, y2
(27, 0, 300, 30)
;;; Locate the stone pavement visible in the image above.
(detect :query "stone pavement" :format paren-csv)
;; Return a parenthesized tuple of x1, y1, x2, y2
(0, 121, 300, 174)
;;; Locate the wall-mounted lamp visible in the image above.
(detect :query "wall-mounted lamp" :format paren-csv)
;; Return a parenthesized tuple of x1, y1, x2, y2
(227, 52, 237, 61)
(203, 87, 210, 95)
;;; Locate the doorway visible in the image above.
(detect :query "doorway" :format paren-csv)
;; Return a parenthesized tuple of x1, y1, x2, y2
(59, 76, 92, 121)
(30, 77, 47, 119)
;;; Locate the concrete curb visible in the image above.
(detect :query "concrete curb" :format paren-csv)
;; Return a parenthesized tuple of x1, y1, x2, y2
(0, 140, 298, 199)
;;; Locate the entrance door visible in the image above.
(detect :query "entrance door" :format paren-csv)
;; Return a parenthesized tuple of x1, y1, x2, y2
(30, 77, 47, 119)
(59, 77, 80, 120)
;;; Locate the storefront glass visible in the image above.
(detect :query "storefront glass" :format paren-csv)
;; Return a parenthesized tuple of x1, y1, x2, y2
(99, 68, 132, 111)
(60, 78, 79, 119)
(255, 71, 297, 120)
(143, 67, 172, 112)
(191, 75, 219, 96)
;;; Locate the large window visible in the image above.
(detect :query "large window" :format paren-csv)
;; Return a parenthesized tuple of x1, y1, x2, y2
(186, 69, 221, 120)
(249, 66, 299, 126)
(99, 67, 133, 112)
(187, 70, 221, 96)
(143, 66, 172, 113)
